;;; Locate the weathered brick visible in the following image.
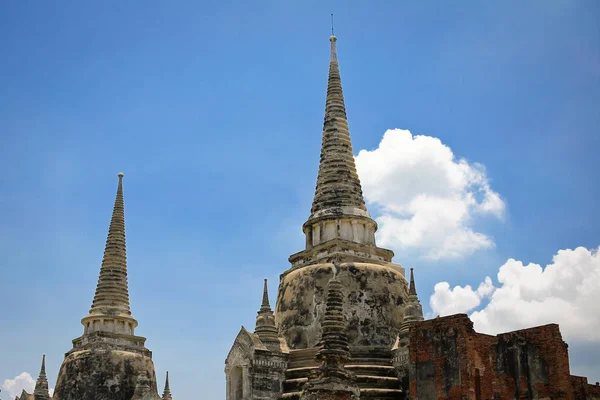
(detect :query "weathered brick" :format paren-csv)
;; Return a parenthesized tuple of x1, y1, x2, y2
(408, 314, 597, 400)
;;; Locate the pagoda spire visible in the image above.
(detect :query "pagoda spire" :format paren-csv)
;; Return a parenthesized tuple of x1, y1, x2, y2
(261, 277, 271, 311)
(299, 33, 381, 254)
(310, 34, 367, 218)
(90, 172, 131, 316)
(301, 273, 359, 399)
(409, 267, 417, 296)
(81, 173, 138, 335)
(255, 279, 280, 350)
(33, 355, 50, 400)
(399, 267, 424, 338)
(316, 274, 350, 371)
(162, 371, 172, 400)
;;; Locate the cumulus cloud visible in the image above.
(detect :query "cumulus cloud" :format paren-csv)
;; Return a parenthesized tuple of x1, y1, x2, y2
(430, 246, 600, 341)
(2, 372, 35, 398)
(355, 129, 504, 260)
(1, 372, 54, 399)
(430, 277, 494, 316)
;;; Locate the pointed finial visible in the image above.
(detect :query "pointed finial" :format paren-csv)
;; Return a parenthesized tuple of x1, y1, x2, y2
(329, 17, 338, 63)
(34, 354, 50, 399)
(255, 278, 280, 348)
(162, 370, 173, 400)
(87, 172, 133, 318)
(261, 278, 270, 308)
(409, 267, 417, 295)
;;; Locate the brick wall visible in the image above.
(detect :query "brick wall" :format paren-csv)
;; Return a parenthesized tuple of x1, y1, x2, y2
(408, 314, 593, 400)
(571, 375, 600, 400)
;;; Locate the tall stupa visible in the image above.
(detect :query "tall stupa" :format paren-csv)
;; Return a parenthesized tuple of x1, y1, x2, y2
(53, 173, 162, 400)
(225, 32, 414, 400)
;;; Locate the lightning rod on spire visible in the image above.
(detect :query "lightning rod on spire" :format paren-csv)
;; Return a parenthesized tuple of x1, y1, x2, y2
(331, 13, 334, 36)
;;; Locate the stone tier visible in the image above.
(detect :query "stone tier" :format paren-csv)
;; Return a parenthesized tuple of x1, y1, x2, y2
(289, 239, 394, 269)
(281, 348, 404, 399)
(71, 330, 150, 356)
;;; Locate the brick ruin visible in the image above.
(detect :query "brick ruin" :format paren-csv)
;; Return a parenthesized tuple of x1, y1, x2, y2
(405, 314, 600, 400)
(224, 33, 599, 400)
(10, 30, 598, 400)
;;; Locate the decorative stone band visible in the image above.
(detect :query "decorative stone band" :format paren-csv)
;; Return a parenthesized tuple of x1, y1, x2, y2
(303, 215, 377, 249)
(392, 348, 410, 368)
(81, 313, 139, 336)
(251, 360, 287, 369)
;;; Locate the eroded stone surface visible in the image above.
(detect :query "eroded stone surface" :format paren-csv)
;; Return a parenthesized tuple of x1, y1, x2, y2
(53, 349, 158, 400)
(276, 262, 407, 350)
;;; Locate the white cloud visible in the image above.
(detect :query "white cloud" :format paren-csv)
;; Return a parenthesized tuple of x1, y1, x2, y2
(355, 129, 504, 260)
(430, 277, 494, 316)
(2, 372, 35, 399)
(1, 373, 54, 399)
(430, 246, 600, 342)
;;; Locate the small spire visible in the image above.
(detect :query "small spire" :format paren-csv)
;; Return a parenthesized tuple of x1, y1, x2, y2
(317, 276, 350, 361)
(33, 354, 50, 400)
(89, 172, 133, 317)
(40, 354, 46, 376)
(255, 279, 280, 349)
(162, 371, 172, 400)
(409, 267, 417, 296)
(261, 278, 270, 310)
(399, 267, 424, 338)
(302, 275, 359, 398)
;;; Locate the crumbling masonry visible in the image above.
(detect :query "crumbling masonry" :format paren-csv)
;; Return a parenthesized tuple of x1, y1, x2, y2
(224, 34, 600, 400)
(11, 31, 599, 400)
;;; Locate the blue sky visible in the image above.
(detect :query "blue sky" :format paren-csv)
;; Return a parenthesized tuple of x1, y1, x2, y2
(1, 1, 599, 399)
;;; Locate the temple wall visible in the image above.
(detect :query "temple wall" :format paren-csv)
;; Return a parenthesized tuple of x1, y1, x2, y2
(408, 314, 593, 400)
(249, 354, 288, 399)
(570, 376, 600, 400)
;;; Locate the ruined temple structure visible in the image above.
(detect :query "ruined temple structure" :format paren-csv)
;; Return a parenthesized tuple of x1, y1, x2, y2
(8, 29, 600, 400)
(224, 33, 600, 400)
(406, 314, 600, 400)
(225, 32, 409, 400)
(18, 173, 174, 400)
